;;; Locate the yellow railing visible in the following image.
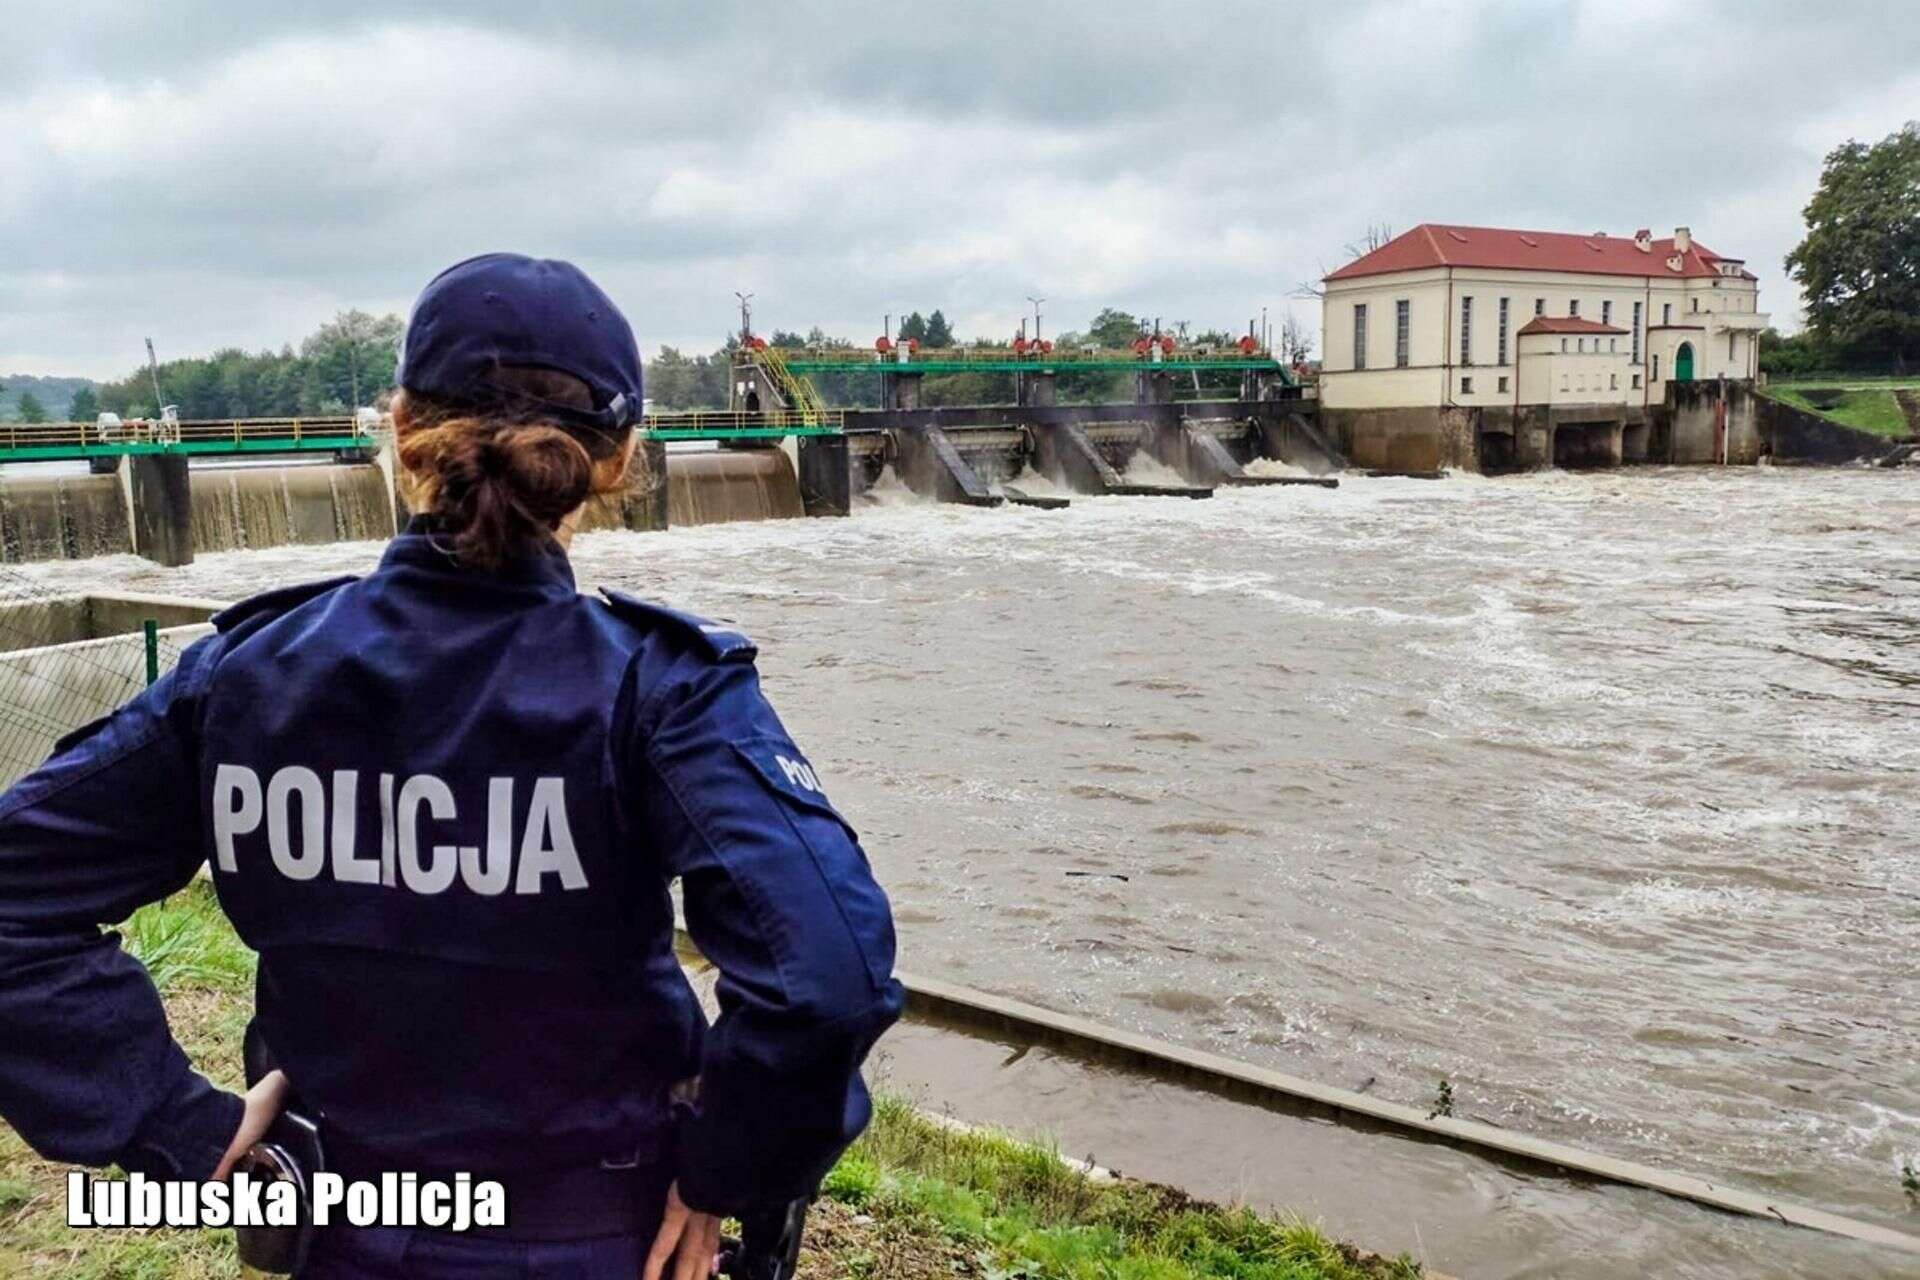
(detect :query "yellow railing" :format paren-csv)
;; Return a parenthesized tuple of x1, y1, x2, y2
(0, 411, 846, 456)
(769, 345, 1277, 367)
(754, 345, 831, 424)
(642, 409, 842, 432)
(0, 416, 378, 454)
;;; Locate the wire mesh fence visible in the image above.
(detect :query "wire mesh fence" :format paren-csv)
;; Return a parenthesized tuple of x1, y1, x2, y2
(0, 568, 198, 787)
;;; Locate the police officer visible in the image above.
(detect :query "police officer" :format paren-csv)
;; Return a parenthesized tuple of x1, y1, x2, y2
(0, 254, 903, 1278)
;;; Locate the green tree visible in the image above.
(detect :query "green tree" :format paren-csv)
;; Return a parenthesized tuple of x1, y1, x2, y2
(898, 312, 927, 343)
(1757, 327, 1834, 377)
(16, 392, 47, 423)
(67, 386, 100, 422)
(924, 310, 954, 347)
(769, 329, 807, 348)
(300, 310, 404, 408)
(1087, 308, 1142, 348)
(1785, 122, 1920, 369)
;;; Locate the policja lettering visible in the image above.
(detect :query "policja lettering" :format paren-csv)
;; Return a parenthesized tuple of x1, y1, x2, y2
(310, 1172, 505, 1230)
(211, 765, 588, 894)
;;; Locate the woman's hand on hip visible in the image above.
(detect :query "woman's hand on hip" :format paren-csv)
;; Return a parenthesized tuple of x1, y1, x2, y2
(212, 1069, 288, 1180)
(643, 1181, 721, 1280)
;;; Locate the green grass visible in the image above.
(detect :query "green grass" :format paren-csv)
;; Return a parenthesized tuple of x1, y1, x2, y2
(0, 882, 1418, 1280)
(120, 883, 255, 996)
(1765, 384, 1914, 437)
(1770, 375, 1920, 389)
(0, 880, 255, 1279)
(835, 1096, 1420, 1279)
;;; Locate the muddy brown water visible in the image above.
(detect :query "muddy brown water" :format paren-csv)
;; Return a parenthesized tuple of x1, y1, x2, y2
(13, 465, 1918, 1276)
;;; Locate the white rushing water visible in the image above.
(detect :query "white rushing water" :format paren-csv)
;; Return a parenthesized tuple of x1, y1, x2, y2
(17, 466, 1920, 1248)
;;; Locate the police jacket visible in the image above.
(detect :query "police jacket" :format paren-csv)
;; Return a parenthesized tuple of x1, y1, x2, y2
(0, 521, 903, 1215)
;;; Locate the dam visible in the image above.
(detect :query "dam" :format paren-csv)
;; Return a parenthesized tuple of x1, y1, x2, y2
(1, 338, 1906, 568)
(3, 464, 1916, 1278)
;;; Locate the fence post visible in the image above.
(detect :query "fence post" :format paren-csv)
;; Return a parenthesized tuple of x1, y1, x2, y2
(143, 620, 159, 686)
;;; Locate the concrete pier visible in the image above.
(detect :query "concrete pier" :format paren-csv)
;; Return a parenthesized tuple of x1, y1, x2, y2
(1257, 411, 1348, 474)
(124, 455, 195, 567)
(883, 371, 924, 410)
(1136, 369, 1175, 404)
(797, 434, 853, 517)
(1017, 371, 1058, 407)
(1161, 420, 1338, 489)
(1033, 422, 1211, 499)
(893, 426, 1001, 506)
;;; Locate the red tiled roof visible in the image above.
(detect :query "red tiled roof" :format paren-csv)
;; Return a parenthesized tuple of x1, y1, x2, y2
(1517, 316, 1629, 336)
(1325, 224, 1759, 282)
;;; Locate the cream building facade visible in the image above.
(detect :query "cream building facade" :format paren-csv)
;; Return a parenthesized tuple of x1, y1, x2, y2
(1316, 225, 1768, 470)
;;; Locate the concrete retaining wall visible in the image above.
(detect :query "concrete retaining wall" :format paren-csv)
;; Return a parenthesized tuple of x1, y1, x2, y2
(1321, 405, 1478, 472)
(1666, 380, 1762, 464)
(0, 593, 220, 786)
(1756, 394, 1904, 464)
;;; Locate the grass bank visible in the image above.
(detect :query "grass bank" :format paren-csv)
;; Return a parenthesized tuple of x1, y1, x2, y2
(1765, 379, 1918, 438)
(0, 883, 1422, 1279)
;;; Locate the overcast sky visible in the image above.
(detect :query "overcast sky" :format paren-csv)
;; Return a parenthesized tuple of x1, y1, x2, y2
(4, 1, 1917, 380)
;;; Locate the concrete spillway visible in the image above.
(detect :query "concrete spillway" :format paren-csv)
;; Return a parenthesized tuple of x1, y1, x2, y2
(823, 401, 1344, 510)
(189, 465, 395, 553)
(0, 473, 135, 562)
(0, 400, 1328, 564)
(665, 449, 805, 526)
(0, 464, 397, 564)
(0, 443, 813, 565)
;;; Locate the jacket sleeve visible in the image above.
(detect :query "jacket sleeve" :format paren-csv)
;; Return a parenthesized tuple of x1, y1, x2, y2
(632, 650, 903, 1214)
(0, 635, 244, 1179)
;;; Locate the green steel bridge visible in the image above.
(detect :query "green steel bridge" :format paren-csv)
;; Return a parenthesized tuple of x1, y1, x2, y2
(0, 411, 844, 464)
(776, 347, 1295, 378)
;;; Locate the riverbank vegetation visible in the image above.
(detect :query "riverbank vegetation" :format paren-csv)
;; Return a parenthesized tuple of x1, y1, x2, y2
(0, 881, 1417, 1279)
(21, 301, 1302, 424)
(1765, 379, 1918, 437)
(1782, 122, 1918, 374)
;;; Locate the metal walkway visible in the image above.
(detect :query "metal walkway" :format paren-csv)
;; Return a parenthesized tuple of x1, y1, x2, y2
(0, 411, 844, 464)
(774, 346, 1295, 380)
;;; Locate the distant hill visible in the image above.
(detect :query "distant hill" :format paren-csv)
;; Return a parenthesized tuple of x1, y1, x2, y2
(0, 375, 100, 422)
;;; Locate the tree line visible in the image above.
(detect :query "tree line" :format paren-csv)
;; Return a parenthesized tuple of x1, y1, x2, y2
(86, 312, 406, 420)
(1766, 121, 1919, 375)
(17, 304, 1297, 423)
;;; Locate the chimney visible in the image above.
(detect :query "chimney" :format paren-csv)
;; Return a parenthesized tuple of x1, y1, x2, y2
(1633, 228, 1652, 252)
(1674, 226, 1692, 253)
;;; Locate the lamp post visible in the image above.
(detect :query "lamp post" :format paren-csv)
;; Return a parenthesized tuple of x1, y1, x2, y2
(734, 292, 755, 345)
(1026, 296, 1045, 343)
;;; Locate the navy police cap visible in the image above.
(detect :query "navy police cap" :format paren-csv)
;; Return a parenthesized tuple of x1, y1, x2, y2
(397, 253, 643, 434)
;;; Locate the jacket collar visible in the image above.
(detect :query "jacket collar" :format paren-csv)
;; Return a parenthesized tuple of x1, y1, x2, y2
(378, 515, 578, 596)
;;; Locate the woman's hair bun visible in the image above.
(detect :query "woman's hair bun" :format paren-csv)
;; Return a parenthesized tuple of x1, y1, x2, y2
(395, 368, 627, 570)
(486, 426, 594, 525)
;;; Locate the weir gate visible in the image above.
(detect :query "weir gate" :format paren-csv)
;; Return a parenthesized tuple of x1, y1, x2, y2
(0, 343, 1350, 566)
(747, 341, 1345, 514)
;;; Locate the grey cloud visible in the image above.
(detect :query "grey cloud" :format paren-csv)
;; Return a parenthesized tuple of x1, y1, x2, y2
(5, 1, 1918, 377)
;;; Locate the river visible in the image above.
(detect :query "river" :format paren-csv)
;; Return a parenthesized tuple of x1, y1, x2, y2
(17, 463, 1919, 1271)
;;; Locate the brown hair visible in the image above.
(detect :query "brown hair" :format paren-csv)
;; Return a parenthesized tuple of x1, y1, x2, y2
(392, 367, 633, 569)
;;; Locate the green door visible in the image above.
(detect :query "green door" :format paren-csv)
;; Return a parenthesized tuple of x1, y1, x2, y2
(1674, 342, 1694, 382)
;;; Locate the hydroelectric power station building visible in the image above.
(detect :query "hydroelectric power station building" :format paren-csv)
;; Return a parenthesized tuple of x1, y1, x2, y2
(1318, 225, 1767, 471)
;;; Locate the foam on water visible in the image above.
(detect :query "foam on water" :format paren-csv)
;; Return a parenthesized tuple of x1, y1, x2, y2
(20, 465, 1920, 1253)
(856, 464, 926, 509)
(1117, 451, 1192, 488)
(995, 465, 1072, 499)
(1240, 456, 1315, 479)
